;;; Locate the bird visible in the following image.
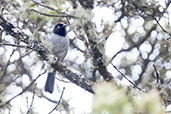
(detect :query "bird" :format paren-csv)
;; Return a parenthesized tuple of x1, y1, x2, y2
(45, 23, 69, 93)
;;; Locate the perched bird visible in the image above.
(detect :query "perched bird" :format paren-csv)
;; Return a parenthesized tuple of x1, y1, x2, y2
(45, 23, 69, 93)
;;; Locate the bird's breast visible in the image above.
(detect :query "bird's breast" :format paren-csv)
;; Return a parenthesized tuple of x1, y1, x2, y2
(49, 34, 69, 61)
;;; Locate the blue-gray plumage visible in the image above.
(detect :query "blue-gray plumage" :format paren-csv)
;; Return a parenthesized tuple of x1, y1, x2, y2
(45, 23, 69, 93)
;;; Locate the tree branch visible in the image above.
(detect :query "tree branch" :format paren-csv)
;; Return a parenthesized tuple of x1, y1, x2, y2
(109, 25, 157, 64)
(26, 83, 37, 114)
(153, 64, 160, 84)
(81, 21, 114, 82)
(111, 63, 143, 91)
(30, 9, 77, 18)
(49, 87, 65, 114)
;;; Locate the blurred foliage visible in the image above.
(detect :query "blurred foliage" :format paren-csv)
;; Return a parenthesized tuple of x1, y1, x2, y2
(93, 82, 165, 114)
(93, 82, 133, 114)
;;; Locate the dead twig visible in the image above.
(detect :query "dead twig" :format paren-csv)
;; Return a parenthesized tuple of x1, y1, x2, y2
(49, 87, 65, 114)
(2, 70, 47, 106)
(26, 83, 37, 114)
(111, 63, 143, 91)
(153, 64, 160, 84)
(30, 9, 77, 18)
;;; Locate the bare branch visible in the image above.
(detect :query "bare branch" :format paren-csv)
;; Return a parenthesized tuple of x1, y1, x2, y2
(83, 22, 113, 81)
(49, 87, 65, 114)
(51, 62, 94, 93)
(2, 70, 47, 106)
(30, 9, 77, 18)
(10, 50, 34, 65)
(154, 18, 171, 36)
(31, 0, 59, 12)
(111, 63, 143, 91)
(26, 83, 37, 114)
(0, 42, 31, 49)
(31, 0, 76, 18)
(39, 92, 58, 104)
(0, 49, 16, 83)
(153, 64, 160, 84)
(109, 25, 157, 64)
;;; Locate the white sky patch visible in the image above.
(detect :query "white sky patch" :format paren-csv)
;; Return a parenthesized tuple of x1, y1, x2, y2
(121, 18, 128, 28)
(34, 96, 57, 114)
(56, 80, 93, 114)
(21, 74, 30, 87)
(139, 41, 152, 53)
(10, 51, 20, 62)
(4, 46, 14, 58)
(126, 48, 140, 63)
(131, 65, 142, 80)
(66, 49, 82, 61)
(105, 31, 125, 58)
(165, 70, 171, 79)
(30, 61, 44, 79)
(166, 104, 171, 113)
(130, 17, 144, 26)
(7, 64, 16, 73)
(3, 34, 14, 44)
(92, 6, 114, 28)
(5, 83, 22, 100)
(67, 31, 76, 39)
(128, 17, 145, 35)
(0, 47, 5, 55)
(21, 54, 35, 66)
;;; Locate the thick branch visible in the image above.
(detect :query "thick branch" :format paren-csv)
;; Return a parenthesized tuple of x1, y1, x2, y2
(52, 63, 94, 93)
(84, 22, 113, 81)
(89, 39, 113, 81)
(0, 16, 29, 43)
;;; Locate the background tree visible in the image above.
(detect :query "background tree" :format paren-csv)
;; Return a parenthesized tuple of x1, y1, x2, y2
(0, 0, 171, 113)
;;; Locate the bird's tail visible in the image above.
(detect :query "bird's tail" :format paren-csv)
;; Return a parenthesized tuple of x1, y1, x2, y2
(45, 72, 55, 93)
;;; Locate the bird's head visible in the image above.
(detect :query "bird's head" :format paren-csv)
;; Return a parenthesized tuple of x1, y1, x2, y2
(53, 23, 67, 37)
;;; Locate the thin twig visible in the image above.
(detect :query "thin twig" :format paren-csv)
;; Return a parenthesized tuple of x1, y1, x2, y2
(31, 0, 76, 18)
(111, 63, 143, 91)
(40, 92, 58, 104)
(11, 75, 22, 83)
(10, 50, 34, 65)
(70, 38, 86, 54)
(108, 25, 156, 65)
(0, 49, 16, 82)
(153, 64, 160, 84)
(55, 75, 70, 83)
(49, 87, 65, 114)
(154, 18, 171, 36)
(26, 97, 29, 110)
(0, 42, 31, 49)
(30, 9, 76, 18)
(26, 83, 37, 114)
(31, 0, 59, 12)
(4, 70, 47, 105)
